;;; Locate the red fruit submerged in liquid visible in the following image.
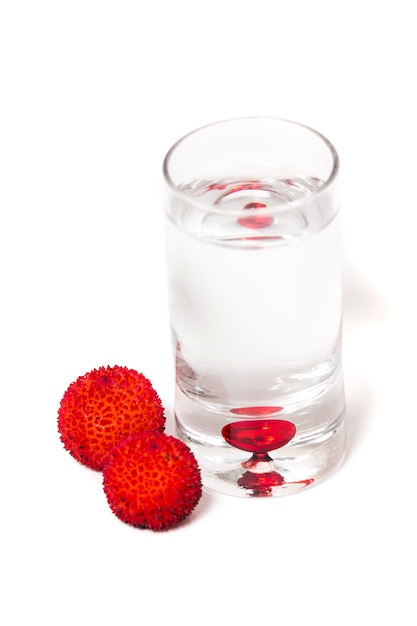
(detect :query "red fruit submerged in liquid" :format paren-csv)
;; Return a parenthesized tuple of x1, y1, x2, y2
(222, 419, 296, 454)
(237, 202, 274, 229)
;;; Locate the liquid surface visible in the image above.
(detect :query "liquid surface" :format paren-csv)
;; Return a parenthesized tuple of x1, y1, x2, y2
(167, 176, 335, 246)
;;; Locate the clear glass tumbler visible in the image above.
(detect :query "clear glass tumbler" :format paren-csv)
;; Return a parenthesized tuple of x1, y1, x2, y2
(163, 117, 346, 497)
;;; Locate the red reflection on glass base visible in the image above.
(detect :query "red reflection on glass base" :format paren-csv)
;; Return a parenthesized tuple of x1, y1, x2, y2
(238, 470, 285, 496)
(229, 406, 283, 416)
(238, 471, 314, 497)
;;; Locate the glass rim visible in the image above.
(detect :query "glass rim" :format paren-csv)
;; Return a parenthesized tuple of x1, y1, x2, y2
(163, 116, 339, 216)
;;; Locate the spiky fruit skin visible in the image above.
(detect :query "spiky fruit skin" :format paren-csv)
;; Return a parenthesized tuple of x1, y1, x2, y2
(103, 432, 202, 531)
(58, 366, 165, 471)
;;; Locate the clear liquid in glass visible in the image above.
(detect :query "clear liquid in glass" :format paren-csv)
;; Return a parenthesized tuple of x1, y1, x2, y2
(165, 175, 346, 497)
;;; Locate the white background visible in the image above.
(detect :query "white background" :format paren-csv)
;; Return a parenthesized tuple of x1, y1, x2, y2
(1, 1, 415, 624)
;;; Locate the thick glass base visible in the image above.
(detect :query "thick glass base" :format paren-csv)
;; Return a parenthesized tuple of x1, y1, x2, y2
(176, 407, 346, 498)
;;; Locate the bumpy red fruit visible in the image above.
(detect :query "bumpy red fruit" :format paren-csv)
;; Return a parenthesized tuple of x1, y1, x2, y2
(58, 365, 165, 471)
(102, 432, 202, 531)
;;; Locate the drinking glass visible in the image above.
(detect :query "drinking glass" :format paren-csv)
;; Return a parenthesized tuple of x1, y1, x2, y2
(163, 117, 346, 497)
